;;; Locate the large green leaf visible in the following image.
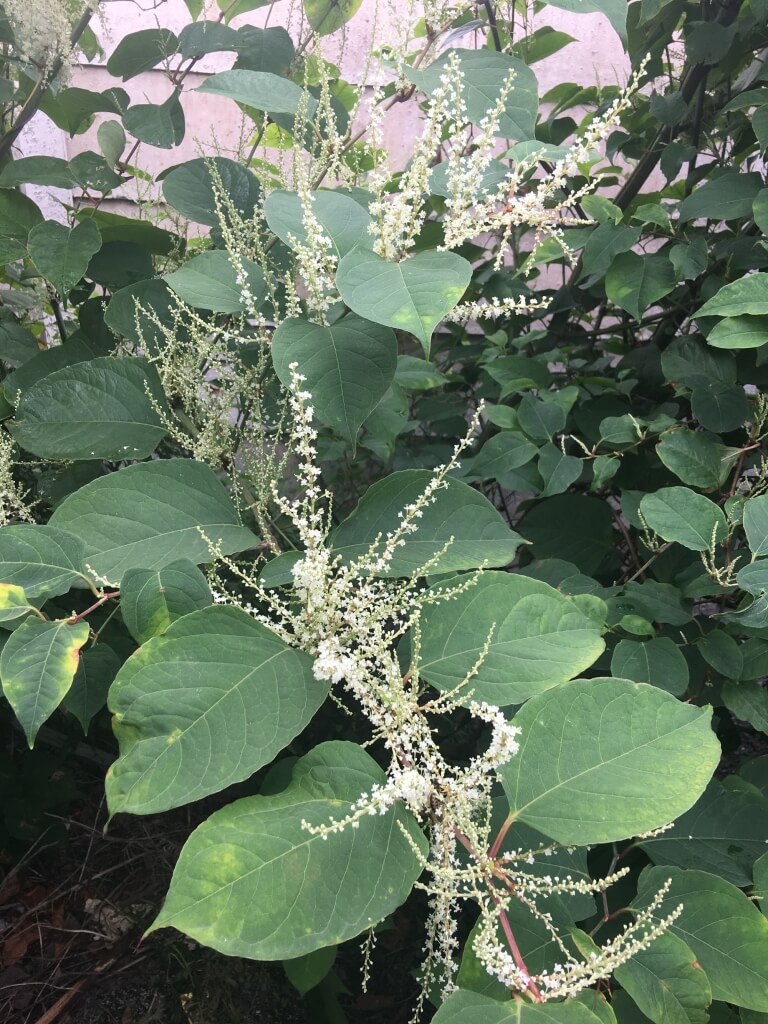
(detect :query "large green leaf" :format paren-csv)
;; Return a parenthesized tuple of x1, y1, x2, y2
(303, 0, 363, 34)
(165, 250, 266, 313)
(196, 70, 317, 116)
(120, 559, 212, 644)
(271, 315, 397, 446)
(123, 91, 185, 149)
(605, 252, 675, 320)
(408, 48, 538, 140)
(106, 605, 326, 815)
(613, 931, 712, 1024)
(610, 638, 689, 696)
(545, 0, 628, 42)
(499, 677, 720, 844)
(0, 190, 43, 254)
(330, 470, 524, 577)
(105, 279, 181, 350)
(10, 357, 168, 461)
(707, 316, 768, 350)
(177, 21, 239, 58)
(744, 494, 768, 557)
(723, 681, 768, 735)
(49, 459, 257, 585)
(148, 741, 427, 954)
(27, 220, 102, 296)
(63, 645, 121, 734)
(0, 584, 36, 624)
(0, 525, 87, 600)
(679, 173, 763, 224)
(264, 189, 373, 259)
(336, 248, 471, 356)
(433, 990, 604, 1023)
(417, 572, 605, 706)
(640, 779, 768, 886)
(635, 867, 768, 1011)
(2, 337, 96, 406)
(639, 487, 727, 551)
(106, 28, 178, 80)
(696, 275, 768, 318)
(656, 429, 731, 491)
(162, 157, 261, 227)
(0, 618, 90, 746)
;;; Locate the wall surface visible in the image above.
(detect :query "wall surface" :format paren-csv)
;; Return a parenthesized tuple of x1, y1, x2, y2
(18, 0, 628, 220)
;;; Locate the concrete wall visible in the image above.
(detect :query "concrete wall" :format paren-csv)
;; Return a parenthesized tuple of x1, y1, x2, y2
(18, 0, 628, 219)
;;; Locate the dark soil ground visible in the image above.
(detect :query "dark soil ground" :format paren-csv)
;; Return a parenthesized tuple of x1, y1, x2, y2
(0, 723, 428, 1024)
(2, 706, 767, 1024)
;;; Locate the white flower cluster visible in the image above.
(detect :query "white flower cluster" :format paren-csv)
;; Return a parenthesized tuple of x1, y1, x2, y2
(0, 431, 35, 526)
(4, 0, 88, 73)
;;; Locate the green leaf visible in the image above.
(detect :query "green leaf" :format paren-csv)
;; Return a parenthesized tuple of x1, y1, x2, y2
(0, 618, 90, 746)
(407, 49, 538, 141)
(698, 630, 743, 678)
(614, 931, 712, 1024)
(454, 433, 538, 484)
(196, 70, 317, 116)
(148, 741, 427, 954)
(707, 316, 768, 350)
(336, 248, 471, 357)
(105, 279, 181, 350)
(679, 174, 762, 223)
(271, 315, 396, 446)
(537, 443, 583, 496)
(639, 487, 727, 551)
(177, 20, 239, 58)
(162, 157, 261, 227)
(691, 382, 749, 433)
(0, 525, 87, 600)
(303, 0, 363, 34)
(486, 358, 551, 400)
(545, 0, 628, 42)
(433, 990, 605, 1023)
(611, 638, 689, 696)
(233, 25, 294, 75)
(744, 495, 768, 557)
(2, 338, 97, 407)
(635, 867, 768, 1011)
(580, 223, 641, 283)
(165, 250, 266, 313)
(49, 459, 257, 585)
(120, 559, 212, 644)
(0, 318, 40, 367)
(520, 494, 615, 574)
(106, 28, 179, 80)
(499, 677, 720, 844)
(0, 190, 43, 248)
(264, 189, 373, 259)
(27, 220, 102, 296)
(63, 645, 121, 734)
(753, 189, 768, 235)
(0, 156, 75, 189)
(124, 91, 185, 149)
(106, 605, 327, 815)
(605, 253, 675, 320)
(656, 429, 731, 490)
(518, 394, 566, 440)
(723, 681, 768, 735)
(10, 357, 168, 461)
(417, 571, 605, 706)
(696, 275, 768, 318)
(0, 584, 36, 623)
(37, 86, 127, 138)
(283, 946, 336, 995)
(330, 470, 525, 577)
(640, 779, 768, 886)
(98, 120, 126, 166)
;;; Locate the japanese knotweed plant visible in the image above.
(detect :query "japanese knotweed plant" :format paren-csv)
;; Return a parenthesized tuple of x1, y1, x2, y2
(1, 1, 768, 1022)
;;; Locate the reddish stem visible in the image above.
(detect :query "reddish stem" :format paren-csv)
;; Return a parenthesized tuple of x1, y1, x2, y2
(68, 592, 119, 624)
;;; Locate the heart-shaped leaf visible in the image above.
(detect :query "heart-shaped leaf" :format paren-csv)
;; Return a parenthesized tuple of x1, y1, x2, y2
(336, 247, 471, 356)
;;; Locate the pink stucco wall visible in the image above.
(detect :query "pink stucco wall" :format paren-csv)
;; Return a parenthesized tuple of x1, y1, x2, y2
(19, 0, 628, 219)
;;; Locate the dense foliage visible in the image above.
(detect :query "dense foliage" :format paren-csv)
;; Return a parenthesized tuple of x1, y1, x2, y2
(1, 0, 768, 1020)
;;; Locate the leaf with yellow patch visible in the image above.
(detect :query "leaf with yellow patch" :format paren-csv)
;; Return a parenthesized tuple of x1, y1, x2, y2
(0, 583, 36, 623)
(0, 618, 90, 746)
